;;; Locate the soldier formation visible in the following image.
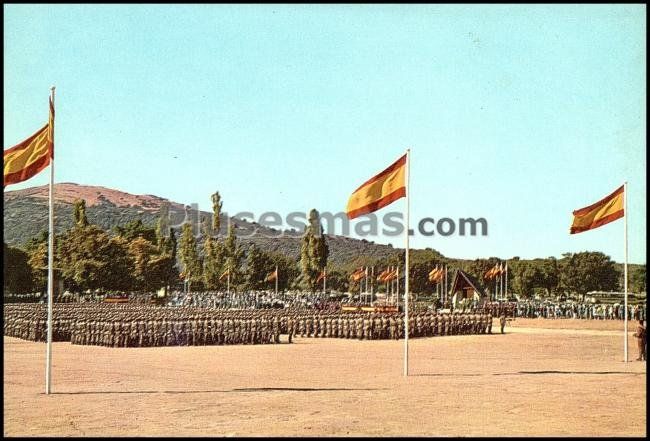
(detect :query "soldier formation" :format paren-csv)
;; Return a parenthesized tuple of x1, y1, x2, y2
(4, 303, 494, 347)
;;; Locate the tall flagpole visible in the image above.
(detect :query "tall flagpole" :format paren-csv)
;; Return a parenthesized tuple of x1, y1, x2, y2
(506, 260, 508, 299)
(443, 264, 448, 306)
(275, 265, 278, 297)
(623, 181, 627, 363)
(371, 266, 374, 304)
(404, 148, 410, 376)
(45, 86, 55, 395)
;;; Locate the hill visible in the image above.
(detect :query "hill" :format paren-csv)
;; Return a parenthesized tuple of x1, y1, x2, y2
(3, 183, 402, 267)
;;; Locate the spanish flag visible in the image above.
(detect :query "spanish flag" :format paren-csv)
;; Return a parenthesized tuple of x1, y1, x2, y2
(316, 270, 326, 284)
(266, 269, 278, 282)
(4, 97, 54, 187)
(350, 268, 366, 282)
(219, 269, 230, 281)
(484, 266, 496, 280)
(346, 154, 406, 219)
(570, 185, 624, 234)
(428, 267, 441, 282)
(385, 268, 398, 281)
(377, 268, 390, 282)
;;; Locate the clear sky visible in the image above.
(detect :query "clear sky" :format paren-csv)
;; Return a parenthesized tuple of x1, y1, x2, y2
(4, 4, 646, 264)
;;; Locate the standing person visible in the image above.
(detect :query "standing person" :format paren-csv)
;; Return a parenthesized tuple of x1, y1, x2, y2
(633, 320, 646, 361)
(499, 313, 506, 334)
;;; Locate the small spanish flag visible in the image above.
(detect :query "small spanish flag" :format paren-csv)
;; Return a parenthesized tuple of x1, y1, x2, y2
(377, 268, 390, 282)
(219, 269, 230, 281)
(428, 267, 441, 282)
(316, 270, 326, 283)
(4, 97, 54, 187)
(570, 185, 624, 234)
(385, 268, 398, 281)
(346, 154, 406, 219)
(350, 268, 366, 281)
(266, 269, 278, 282)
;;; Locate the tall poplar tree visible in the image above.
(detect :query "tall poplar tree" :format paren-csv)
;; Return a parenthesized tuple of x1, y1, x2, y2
(211, 191, 223, 235)
(179, 222, 202, 288)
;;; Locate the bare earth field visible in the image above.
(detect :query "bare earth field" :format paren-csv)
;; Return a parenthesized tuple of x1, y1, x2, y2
(3, 318, 646, 437)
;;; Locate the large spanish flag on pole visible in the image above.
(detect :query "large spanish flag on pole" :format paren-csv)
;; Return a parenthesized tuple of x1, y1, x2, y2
(570, 185, 624, 234)
(4, 89, 57, 395)
(346, 154, 406, 219)
(346, 150, 411, 376)
(3, 96, 54, 187)
(570, 183, 628, 363)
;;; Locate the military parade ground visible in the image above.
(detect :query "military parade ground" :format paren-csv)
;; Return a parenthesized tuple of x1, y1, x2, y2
(3, 313, 646, 437)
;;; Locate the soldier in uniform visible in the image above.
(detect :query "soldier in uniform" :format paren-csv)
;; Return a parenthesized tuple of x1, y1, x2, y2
(389, 315, 397, 340)
(319, 315, 326, 338)
(342, 315, 350, 339)
(396, 314, 404, 339)
(499, 313, 506, 334)
(415, 314, 423, 337)
(287, 314, 294, 343)
(633, 320, 646, 361)
(272, 315, 281, 343)
(487, 313, 493, 334)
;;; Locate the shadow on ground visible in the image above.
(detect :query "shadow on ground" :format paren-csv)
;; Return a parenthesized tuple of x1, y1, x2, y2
(48, 387, 387, 395)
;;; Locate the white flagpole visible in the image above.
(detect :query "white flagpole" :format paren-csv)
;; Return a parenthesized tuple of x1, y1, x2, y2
(623, 181, 628, 363)
(323, 269, 326, 293)
(371, 266, 374, 304)
(275, 265, 278, 297)
(506, 260, 508, 298)
(443, 264, 448, 306)
(404, 148, 410, 376)
(45, 86, 55, 395)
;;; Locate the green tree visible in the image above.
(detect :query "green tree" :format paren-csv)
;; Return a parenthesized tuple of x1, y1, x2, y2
(179, 222, 202, 289)
(244, 244, 267, 291)
(126, 236, 168, 292)
(211, 191, 223, 235)
(559, 251, 619, 297)
(511, 261, 538, 298)
(154, 202, 179, 291)
(298, 209, 329, 291)
(73, 199, 89, 228)
(57, 225, 134, 293)
(629, 264, 646, 293)
(203, 236, 225, 289)
(114, 219, 157, 243)
(3, 243, 35, 295)
(535, 257, 560, 297)
(223, 223, 243, 290)
(27, 241, 49, 294)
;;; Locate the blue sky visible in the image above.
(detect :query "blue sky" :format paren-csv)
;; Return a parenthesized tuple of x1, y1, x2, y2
(4, 4, 646, 263)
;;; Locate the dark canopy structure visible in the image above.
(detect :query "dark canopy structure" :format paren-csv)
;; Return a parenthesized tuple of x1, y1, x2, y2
(449, 269, 487, 306)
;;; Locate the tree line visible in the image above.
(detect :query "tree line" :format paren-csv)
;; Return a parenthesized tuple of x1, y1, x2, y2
(3, 192, 646, 299)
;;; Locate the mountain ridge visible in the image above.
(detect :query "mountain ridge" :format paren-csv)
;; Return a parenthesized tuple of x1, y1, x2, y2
(3, 183, 403, 267)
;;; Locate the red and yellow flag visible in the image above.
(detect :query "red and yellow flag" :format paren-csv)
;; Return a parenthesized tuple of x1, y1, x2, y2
(350, 267, 366, 282)
(346, 154, 406, 219)
(266, 269, 278, 282)
(484, 266, 496, 280)
(428, 267, 442, 282)
(219, 269, 230, 281)
(316, 270, 326, 283)
(570, 185, 624, 234)
(385, 268, 398, 281)
(4, 97, 54, 187)
(377, 268, 390, 282)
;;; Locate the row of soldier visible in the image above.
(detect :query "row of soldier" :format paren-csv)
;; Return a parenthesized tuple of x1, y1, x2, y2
(4, 304, 494, 347)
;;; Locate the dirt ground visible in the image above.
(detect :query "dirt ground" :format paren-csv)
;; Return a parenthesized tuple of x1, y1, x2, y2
(3, 318, 646, 436)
